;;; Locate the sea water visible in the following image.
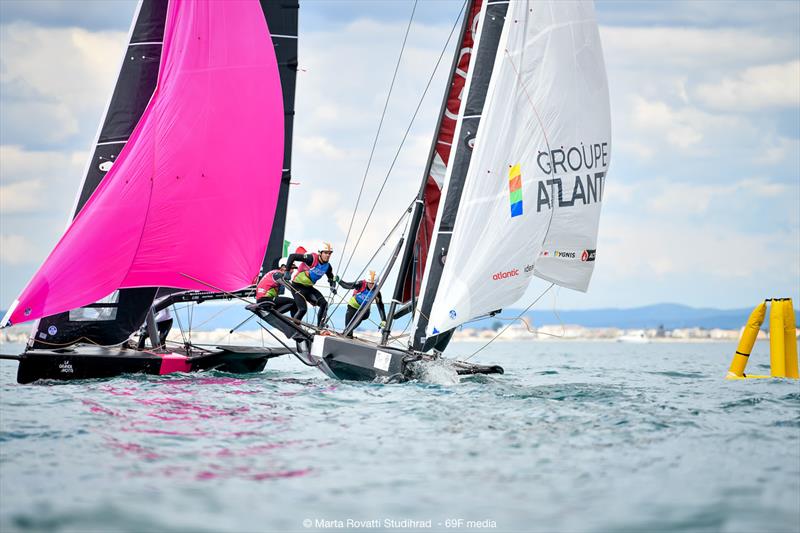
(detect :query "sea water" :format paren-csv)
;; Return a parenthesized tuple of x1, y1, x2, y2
(1, 340, 798, 532)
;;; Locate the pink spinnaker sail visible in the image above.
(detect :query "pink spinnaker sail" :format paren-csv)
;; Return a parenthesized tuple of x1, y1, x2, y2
(6, 0, 283, 326)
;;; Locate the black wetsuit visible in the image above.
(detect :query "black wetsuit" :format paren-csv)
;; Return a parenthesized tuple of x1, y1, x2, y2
(285, 252, 335, 327)
(339, 279, 386, 337)
(255, 270, 296, 314)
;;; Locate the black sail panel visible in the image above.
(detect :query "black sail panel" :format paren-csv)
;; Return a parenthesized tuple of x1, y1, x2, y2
(260, 0, 298, 271)
(31, 0, 167, 349)
(412, 0, 509, 352)
(75, 1, 168, 215)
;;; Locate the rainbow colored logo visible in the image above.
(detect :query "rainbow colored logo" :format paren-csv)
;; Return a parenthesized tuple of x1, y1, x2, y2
(508, 164, 523, 217)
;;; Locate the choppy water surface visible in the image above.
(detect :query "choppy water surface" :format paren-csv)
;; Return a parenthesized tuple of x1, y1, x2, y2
(1, 340, 798, 532)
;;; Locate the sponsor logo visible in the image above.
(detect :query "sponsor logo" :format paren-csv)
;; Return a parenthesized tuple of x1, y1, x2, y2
(535, 173, 606, 212)
(492, 269, 519, 280)
(449, 310, 457, 320)
(581, 249, 596, 262)
(508, 164, 523, 218)
(47, 325, 58, 336)
(540, 250, 581, 260)
(59, 360, 73, 374)
(524, 264, 535, 273)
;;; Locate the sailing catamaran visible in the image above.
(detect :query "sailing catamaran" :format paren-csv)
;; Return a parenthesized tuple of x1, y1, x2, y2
(264, 0, 612, 381)
(0, 0, 299, 383)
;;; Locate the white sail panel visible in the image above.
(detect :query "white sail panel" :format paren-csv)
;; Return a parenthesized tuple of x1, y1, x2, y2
(425, 0, 611, 335)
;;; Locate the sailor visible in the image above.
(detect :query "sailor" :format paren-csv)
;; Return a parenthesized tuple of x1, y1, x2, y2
(339, 270, 386, 338)
(249, 259, 300, 341)
(255, 259, 296, 316)
(285, 242, 337, 327)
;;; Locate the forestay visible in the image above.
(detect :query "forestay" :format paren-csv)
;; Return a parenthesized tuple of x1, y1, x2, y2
(3, 0, 283, 326)
(424, 0, 611, 335)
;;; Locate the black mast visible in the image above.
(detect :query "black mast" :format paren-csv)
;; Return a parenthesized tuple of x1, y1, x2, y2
(411, 0, 510, 353)
(382, 0, 479, 344)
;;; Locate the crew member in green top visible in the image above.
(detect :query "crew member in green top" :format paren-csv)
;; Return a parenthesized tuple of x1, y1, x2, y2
(285, 242, 337, 327)
(338, 270, 386, 338)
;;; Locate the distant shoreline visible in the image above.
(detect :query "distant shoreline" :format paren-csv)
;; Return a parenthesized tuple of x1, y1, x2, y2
(2, 324, 795, 347)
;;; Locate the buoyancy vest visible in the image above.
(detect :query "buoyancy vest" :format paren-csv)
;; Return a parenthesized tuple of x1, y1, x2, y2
(256, 269, 282, 299)
(293, 253, 331, 286)
(348, 281, 376, 309)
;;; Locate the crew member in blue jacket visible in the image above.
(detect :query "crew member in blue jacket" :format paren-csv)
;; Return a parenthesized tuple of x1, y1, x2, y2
(339, 270, 386, 337)
(285, 243, 337, 327)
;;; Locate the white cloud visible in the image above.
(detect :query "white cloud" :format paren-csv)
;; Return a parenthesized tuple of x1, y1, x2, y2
(0, 145, 86, 214)
(753, 137, 799, 166)
(600, 26, 797, 70)
(296, 136, 347, 160)
(308, 188, 342, 212)
(694, 61, 800, 111)
(599, 213, 798, 280)
(631, 97, 698, 149)
(0, 179, 45, 213)
(0, 23, 126, 147)
(627, 96, 753, 155)
(0, 234, 37, 265)
(616, 177, 793, 217)
(614, 140, 654, 160)
(737, 178, 790, 198)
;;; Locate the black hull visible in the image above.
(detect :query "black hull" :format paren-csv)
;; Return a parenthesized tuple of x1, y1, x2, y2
(5, 345, 290, 384)
(307, 335, 503, 382)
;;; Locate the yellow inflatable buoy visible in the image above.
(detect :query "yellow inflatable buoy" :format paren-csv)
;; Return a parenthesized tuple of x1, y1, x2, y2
(726, 298, 798, 380)
(783, 299, 798, 379)
(726, 302, 766, 379)
(770, 299, 786, 377)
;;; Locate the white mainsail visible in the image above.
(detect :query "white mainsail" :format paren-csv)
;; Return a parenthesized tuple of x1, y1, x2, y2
(423, 0, 611, 336)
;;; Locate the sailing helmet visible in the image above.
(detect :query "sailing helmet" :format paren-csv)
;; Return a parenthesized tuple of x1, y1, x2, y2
(319, 242, 333, 254)
(278, 257, 295, 270)
(367, 270, 377, 284)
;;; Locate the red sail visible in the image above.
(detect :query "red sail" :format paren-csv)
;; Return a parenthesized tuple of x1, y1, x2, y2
(401, 0, 482, 302)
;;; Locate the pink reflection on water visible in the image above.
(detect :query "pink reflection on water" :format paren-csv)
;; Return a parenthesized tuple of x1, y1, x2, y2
(99, 385, 138, 396)
(82, 399, 121, 417)
(212, 440, 305, 458)
(121, 425, 212, 438)
(192, 464, 313, 481)
(162, 377, 250, 386)
(105, 437, 161, 461)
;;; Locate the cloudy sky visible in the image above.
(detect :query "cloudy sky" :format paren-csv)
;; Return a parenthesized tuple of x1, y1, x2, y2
(0, 0, 798, 313)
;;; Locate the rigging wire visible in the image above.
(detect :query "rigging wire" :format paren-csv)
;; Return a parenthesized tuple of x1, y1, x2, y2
(338, 0, 468, 281)
(171, 304, 189, 346)
(336, 0, 418, 277)
(459, 283, 555, 362)
(322, 200, 413, 329)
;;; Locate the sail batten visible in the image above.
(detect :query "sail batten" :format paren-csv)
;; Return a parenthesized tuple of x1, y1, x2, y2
(5, 0, 284, 327)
